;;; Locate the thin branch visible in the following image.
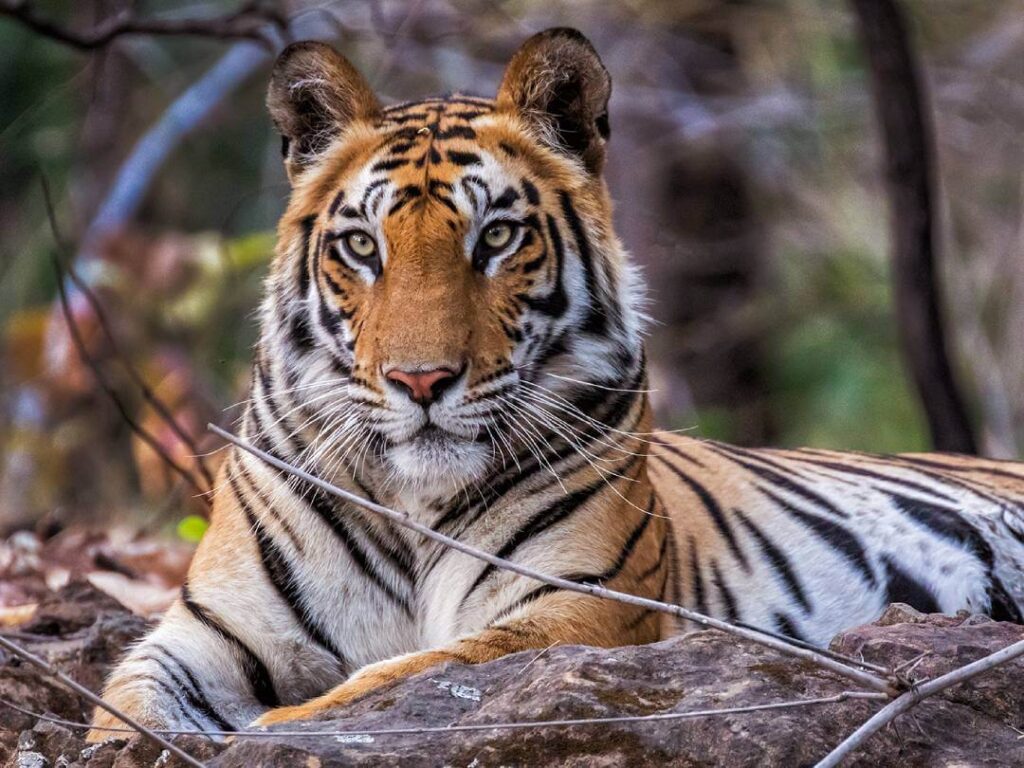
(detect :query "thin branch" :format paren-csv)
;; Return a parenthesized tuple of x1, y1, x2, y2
(60, 253, 216, 489)
(0, 689, 887, 739)
(209, 424, 900, 696)
(41, 179, 211, 505)
(815, 637, 1024, 767)
(0, 634, 207, 768)
(0, 0, 286, 51)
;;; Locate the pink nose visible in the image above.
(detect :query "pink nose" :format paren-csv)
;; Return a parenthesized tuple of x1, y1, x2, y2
(385, 367, 458, 405)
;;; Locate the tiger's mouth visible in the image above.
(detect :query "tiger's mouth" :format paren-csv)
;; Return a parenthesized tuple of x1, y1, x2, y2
(407, 422, 491, 445)
(384, 419, 494, 494)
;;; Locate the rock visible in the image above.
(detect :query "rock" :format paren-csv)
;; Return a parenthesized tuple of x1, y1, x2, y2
(1, 586, 1023, 767)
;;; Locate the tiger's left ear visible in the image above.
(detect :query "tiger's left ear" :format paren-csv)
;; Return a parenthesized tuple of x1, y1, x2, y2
(496, 28, 611, 175)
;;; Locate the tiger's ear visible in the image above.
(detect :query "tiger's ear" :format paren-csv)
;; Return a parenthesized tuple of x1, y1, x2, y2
(496, 28, 611, 175)
(267, 41, 380, 183)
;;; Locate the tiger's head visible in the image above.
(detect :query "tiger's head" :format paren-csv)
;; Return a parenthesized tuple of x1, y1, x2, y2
(256, 28, 647, 499)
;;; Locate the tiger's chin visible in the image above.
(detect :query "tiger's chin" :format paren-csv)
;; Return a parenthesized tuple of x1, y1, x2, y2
(385, 427, 491, 498)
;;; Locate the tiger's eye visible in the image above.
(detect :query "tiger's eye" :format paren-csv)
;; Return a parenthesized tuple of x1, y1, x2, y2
(482, 223, 513, 250)
(346, 231, 376, 258)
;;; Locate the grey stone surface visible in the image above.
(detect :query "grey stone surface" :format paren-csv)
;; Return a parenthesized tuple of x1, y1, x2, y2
(2, 587, 1023, 767)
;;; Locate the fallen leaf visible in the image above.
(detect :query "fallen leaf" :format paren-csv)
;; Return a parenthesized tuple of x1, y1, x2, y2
(86, 571, 178, 617)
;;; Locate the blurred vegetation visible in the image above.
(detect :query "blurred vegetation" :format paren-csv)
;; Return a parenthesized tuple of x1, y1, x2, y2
(0, 0, 1021, 531)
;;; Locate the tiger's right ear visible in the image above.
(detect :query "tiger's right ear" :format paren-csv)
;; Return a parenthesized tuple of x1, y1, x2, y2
(267, 41, 380, 183)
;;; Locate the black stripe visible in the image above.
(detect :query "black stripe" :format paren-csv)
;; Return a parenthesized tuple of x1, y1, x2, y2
(255, 360, 306, 458)
(732, 507, 811, 613)
(387, 184, 423, 216)
(652, 456, 750, 571)
(148, 647, 235, 731)
(371, 157, 409, 172)
(895, 454, 1024, 482)
(447, 150, 482, 166)
(461, 455, 640, 607)
(772, 613, 807, 643)
(179, 583, 278, 706)
(707, 443, 849, 519)
(711, 560, 739, 623)
(623, 608, 656, 633)
(522, 179, 540, 205)
(637, 529, 669, 582)
(688, 537, 708, 615)
(492, 186, 520, 209)
(126, 672, 206, 730)
(522, 214, 568, 318)
(229, 474, 349, 663)
(888, 492, 1024, 623)
(650, 438, 707, 469)
(359, 179, 389, 216)
(236, 463, 304, 553)
(297, 215, 316, 299)
(292, 479, 413, 616)
(759, 485, 877, 588)
(492, 496, 654, 616)
(882, 556, 940, 613)
(557, 191, 608, 335)
(608, 497, 656, 575)
(989, 583, 1024, 623)
(889, 493, 994, 565)
(435, 125, 476, 140)
(288, 313, 314, 353)
(328, 191, 345, 217)
(794, 456, 958, 504)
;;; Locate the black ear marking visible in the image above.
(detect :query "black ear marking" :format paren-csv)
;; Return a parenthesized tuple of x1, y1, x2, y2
(496, 28, 612, 174)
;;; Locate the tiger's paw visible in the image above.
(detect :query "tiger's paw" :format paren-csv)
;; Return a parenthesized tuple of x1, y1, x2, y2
(249, 703, 322, 728)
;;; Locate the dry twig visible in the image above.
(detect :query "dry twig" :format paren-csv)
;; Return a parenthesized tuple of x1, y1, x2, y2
(0, 1, 286, 51)
(0, 634, 207, 768)
(815, 637, 1024, 767)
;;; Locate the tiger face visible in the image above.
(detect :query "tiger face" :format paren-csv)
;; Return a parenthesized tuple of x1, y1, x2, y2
(258, 30, 645, 499)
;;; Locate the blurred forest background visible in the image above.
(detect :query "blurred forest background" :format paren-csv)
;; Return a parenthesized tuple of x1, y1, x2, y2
(1, 0, 1022, 540)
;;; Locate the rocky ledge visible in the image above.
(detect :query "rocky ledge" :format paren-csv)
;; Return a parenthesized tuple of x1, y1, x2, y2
(1, 584, 1022, 767)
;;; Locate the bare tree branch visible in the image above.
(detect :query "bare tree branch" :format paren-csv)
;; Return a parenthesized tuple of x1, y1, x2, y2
(0, 0, 286, 51)
(851, 0, 978, 454)
(815, 637, 1024, 767)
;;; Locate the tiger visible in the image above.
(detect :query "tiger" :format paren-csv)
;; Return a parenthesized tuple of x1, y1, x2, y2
(91, 27, 1024, 737)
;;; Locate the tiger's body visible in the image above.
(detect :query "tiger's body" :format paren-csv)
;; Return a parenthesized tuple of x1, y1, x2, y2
(92, 29, 1024, 737)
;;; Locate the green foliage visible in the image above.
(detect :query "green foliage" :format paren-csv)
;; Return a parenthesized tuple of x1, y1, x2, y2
(176, 514, 209, 543)
(765, 247, 929, 453)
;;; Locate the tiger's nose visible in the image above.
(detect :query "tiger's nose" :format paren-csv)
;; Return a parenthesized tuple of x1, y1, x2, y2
(384, 366, 459, 405)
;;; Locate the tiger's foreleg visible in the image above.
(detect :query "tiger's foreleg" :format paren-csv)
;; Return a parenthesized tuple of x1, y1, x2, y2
(87, 596, 269, 742)
(251, 593, 640, 727)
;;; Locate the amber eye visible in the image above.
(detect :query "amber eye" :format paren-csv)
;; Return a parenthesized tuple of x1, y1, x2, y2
(482, 223, 514, 250)
(345, 230, 377, 259)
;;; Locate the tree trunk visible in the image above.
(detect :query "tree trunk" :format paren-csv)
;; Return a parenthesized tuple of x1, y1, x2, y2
(851, 0, 977, 454)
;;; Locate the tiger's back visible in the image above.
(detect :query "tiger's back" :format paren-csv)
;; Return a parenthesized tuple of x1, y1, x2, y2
(652, 433, 1024, 644)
